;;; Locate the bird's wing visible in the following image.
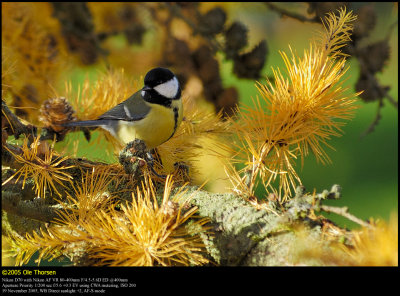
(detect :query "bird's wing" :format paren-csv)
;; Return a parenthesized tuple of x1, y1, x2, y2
(98, 91, 151, 121)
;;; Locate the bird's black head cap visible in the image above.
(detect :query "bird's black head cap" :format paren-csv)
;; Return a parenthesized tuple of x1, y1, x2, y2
(144, 67, 175, 88)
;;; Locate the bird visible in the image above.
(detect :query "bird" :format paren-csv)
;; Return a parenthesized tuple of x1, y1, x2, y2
(62, 67, 183, 150)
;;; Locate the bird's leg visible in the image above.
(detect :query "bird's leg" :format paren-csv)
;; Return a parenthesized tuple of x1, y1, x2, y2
(145, 151, 166, 179)
(119, 139, 166, 179)
(119, 139, 149, 177)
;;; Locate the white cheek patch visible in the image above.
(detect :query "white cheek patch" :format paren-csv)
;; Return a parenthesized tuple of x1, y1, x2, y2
(154, 77, 179, 99)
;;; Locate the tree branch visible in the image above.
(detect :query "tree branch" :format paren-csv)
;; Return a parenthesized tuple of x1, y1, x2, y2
(2, 191, 62, 223)
(2, 100, 37, 141)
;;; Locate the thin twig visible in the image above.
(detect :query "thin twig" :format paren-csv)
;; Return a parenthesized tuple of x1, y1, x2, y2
(320, 205, 371, 228)
(265, 3, 318, 23)
(385, 93, 398, 109)
(357, 57, 397, 137)
(360, 98, 384, 138)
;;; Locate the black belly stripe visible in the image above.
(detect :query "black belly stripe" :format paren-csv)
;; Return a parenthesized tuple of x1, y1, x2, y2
(166, 107, 179, 142)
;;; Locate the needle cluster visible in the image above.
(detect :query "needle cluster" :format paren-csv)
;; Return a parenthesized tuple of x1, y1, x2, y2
(228, 8, 361, 202)
(8, 175, 209, 266)
(3, 137, 74, 198)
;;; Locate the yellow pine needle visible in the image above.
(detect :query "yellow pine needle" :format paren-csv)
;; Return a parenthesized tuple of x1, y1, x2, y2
(2, 107, 15, 134)
(87, 175, 209, 266)
(274, 45, 359, 164)
(56, 166, 116, 223)
(5, 230, 53, 266)
(66, 68, 139, 121)
(294, 213, 398, 266)
(17, 225, 91, 266)
(3, 137, 74, 198)
(343, 214, 398, 266)
(99, 163, 140, 195)
(318, 7, 357, 59)
(156, 95, 233, 178)
(2, 3, 65, 123)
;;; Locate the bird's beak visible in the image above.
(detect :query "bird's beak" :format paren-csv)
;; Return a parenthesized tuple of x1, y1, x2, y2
(142, 85, 151, 91)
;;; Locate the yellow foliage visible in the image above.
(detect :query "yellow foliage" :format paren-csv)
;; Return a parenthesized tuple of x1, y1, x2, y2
(2, 137, 74, 198)
(343, 214, 398, 266)
(66, 68, 139, 121)
(7, 176, 209, 266)
(294, 213, 398, 266)
(227, 7, 360, 201)
(2, 2, 66, 123)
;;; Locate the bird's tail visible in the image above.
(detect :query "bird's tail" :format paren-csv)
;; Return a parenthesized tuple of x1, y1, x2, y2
(62, 120, 109, 128)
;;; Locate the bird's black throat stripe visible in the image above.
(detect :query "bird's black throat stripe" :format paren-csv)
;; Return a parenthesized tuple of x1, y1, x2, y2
(144, 88, 181, 108)
(173, 107, 179, 132)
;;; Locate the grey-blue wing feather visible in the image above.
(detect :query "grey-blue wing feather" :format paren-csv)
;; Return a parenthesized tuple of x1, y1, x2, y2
(98, 91, 150, 121)
(62, 91, 150, 128)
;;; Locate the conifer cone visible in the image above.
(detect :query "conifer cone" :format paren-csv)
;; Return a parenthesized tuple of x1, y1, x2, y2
(39, 97, 76, 133)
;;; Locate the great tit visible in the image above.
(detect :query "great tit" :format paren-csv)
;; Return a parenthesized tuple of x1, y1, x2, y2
(63, 67, 183, 150)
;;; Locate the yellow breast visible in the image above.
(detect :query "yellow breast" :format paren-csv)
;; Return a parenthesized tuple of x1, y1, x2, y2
(116, 99, 183, 149)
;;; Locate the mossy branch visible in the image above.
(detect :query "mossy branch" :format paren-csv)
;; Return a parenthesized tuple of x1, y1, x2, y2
(2, 191, 62, 223)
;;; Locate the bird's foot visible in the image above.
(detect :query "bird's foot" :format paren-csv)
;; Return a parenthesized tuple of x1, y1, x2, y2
(119, 139, 166, 179)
